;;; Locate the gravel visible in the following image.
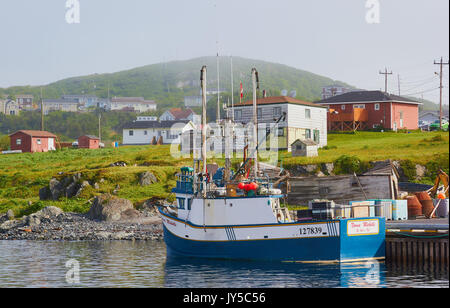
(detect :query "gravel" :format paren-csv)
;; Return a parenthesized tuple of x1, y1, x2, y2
(0, 212, 163, 241)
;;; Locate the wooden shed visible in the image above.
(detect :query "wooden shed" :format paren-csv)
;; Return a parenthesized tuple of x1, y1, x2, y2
(9, 130, 57, 153)
(291, 139, 319, 157)
(78, 135, 100, 149)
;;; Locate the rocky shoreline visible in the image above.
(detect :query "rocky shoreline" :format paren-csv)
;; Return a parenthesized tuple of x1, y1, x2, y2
(0, 197, 164, 241)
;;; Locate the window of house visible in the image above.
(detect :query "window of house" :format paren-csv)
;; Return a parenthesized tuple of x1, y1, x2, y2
(257, 108, 262, 120)
(37, 139, 41, 145)
(234, 110, 242, 120)
(277, 128, 285, 137)
(305, 109, 311, 119)
(305, 129, 311, 139)
(144, 130, 148, 135)
(374, 103, 380, 111)
(353, 104, 366, 109)
(273, 107, 282, 117)
(341, 105, 346, 111)
(313, 130, 320, 143)
(129, 130, 134, 136)
(16, 138, 22, 145)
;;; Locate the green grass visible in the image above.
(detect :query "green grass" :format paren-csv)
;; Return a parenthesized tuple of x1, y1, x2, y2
(280, 131, 449, 167)
(0, 131, 448, 217)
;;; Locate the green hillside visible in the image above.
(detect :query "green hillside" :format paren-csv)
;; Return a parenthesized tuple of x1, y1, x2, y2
(0, 56, 352, 110)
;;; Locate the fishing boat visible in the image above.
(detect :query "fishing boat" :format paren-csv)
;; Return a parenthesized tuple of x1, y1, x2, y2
(159, 66, 386, 263)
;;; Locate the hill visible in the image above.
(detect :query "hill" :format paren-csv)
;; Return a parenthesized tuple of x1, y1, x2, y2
(0, 56, 353, 110)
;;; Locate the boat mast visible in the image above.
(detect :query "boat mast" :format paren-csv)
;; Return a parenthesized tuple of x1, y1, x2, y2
(251, 68, 259, 179)
(216, 53, 221, 123)
(201, 66, 208, 198)
(230, 56, 235, 122)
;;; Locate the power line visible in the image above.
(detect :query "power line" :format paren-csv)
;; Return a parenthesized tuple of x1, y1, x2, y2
(403, 87, 440, 97)
(434, 57, 449, 130)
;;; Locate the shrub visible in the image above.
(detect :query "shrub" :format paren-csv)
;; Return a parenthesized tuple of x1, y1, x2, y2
(334, 155, 362, 175)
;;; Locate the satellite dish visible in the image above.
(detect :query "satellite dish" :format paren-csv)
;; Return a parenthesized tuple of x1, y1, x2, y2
(281, 89, 288, 96)
(289, 90, 297, 98)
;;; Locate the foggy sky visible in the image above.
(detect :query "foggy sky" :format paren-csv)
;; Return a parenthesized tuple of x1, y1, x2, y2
(0, 0, 448, 104)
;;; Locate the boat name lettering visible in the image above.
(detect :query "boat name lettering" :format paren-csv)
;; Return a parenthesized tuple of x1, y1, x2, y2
(299, 226, 323, 236)
(348, 220, 379, 236)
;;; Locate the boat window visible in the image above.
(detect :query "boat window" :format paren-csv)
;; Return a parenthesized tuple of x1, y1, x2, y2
(187, 198, 193, 210)
(177, 198, 185, 210)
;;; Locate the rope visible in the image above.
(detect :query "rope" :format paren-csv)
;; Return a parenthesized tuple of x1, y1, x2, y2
(389, 231, 449, 239)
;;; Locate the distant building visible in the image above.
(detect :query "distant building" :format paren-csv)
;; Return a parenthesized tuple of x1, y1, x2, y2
(42, 98, 79, 114)
(233, 96, 328, 151)
(0, 99, 20, 115)
(78, 135, 100, 149)
(160, 108, 198, 122)
(61, 95, 99, 109)
(16, 95, 35, 110)
(9, 130, 57, 153)
(419, 111, 449, 124)
(322, 85, 356, 100)
(122, 117, 195, 146)
(315, 91, 422, 131)
(109, 97, 157, 113)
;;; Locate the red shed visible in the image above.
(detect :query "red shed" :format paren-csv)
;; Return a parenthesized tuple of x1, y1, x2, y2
(9, 130, 57, 153)
(315, 91, 421, 131)
(78, 135, 100, 149)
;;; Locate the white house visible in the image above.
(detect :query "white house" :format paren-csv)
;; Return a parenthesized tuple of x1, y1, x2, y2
(160, 108, 199, 123)
(109, 97, 157, 113)
(122, 118, 196, 146)
(0, 99, 20, 115)
(232, 96, 328, 151)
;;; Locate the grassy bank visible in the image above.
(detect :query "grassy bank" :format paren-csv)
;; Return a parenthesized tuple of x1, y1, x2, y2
(0, 131, 448, 217)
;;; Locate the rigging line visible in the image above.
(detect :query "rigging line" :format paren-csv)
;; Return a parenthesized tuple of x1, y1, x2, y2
(402, 78, 440, 92)
(403, 87, 440, 96)
(401, 75, 438, 85)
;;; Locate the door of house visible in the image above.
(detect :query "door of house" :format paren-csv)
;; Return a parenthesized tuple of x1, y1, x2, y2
(48, 138, 55, 151)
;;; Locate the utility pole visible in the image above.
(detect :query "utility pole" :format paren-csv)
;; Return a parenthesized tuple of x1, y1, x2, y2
(98, 113, 102, 142)
(434, 57, 449, 130)
(379, 68, 393, 94)
(40, 87, 44, 131)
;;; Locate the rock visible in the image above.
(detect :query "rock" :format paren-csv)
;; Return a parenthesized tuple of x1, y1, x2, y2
(139, 171, 158, 186)
(109, 161, 127, 167)
(65, 182, 78, 198)
(415, 164, 427, 180)
(6, 210, 14, 220)
(0, 219, 24, 232)
(75, 181, 90, 197)
(26, 215, 41, 227)
(88, 194, 136, 222)
(36, 206, 63, 219)
(39, 186, 51, 200)
(93, 182, 100, 190)
(321, 163, 334, 175)
(49, 178, 63, 200)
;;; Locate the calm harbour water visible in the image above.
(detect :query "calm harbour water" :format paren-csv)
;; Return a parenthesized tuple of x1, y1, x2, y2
(0, 241, 448, 288)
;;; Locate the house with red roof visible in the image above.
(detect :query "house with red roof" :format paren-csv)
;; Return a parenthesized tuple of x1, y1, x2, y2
(315, 91, 421, 131)
(9, 130, 57, 153)
(160, 108, 198, 122)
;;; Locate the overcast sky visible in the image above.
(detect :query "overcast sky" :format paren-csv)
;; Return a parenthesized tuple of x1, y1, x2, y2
(0, 0, 448, 104)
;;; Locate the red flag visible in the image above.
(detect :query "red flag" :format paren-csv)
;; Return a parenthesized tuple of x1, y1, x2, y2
(240, 82, 243, 102)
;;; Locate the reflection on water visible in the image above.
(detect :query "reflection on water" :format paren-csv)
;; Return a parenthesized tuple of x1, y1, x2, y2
(0, 241, 447, 288)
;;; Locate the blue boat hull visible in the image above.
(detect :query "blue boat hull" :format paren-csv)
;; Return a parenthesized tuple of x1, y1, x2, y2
(163, 218, 386, 263)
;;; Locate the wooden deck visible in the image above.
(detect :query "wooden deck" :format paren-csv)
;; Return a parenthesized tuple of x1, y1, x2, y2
(328, 108, 369, 131)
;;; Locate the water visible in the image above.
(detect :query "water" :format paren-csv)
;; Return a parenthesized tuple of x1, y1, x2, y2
(0, 241, 448, 288)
